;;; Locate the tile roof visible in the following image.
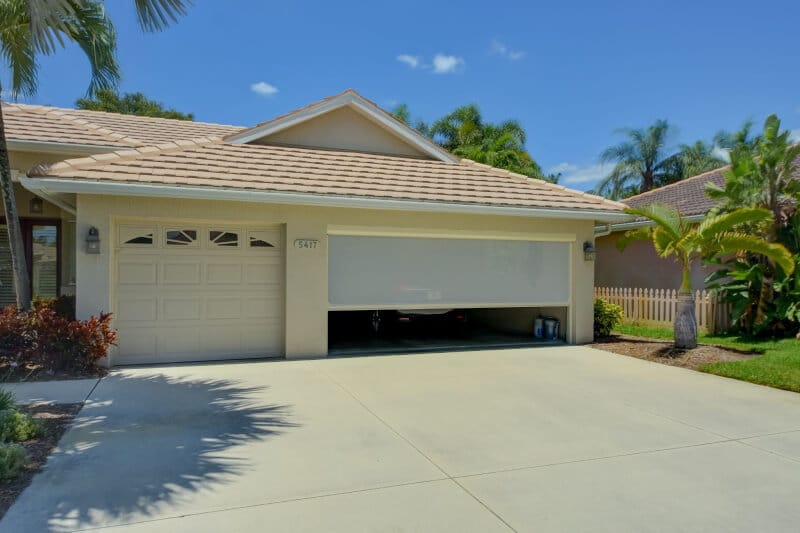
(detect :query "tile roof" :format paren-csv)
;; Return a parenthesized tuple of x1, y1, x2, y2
(623, 153, 800, 216)
(29, 138, 625, 213)
(2, 102, 243, 148)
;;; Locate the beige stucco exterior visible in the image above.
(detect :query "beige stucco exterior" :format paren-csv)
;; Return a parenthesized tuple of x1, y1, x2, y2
(75, 193, 597, 362)
(595, 232, 714, 290)
(253, 105, 433, 158)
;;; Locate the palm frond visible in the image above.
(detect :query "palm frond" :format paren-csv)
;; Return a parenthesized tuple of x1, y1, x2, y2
(616, 226, 652, 251)
(61, 1, 120, 95)
(624, 203, 683, 240)
(134, 0, 191, 32)
(0, 0, 39, 96)
(715, 234, 795, 276)
(697, 207, 773, 238)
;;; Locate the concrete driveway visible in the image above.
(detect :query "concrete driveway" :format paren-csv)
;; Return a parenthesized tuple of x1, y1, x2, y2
(3, 346, 800, 532)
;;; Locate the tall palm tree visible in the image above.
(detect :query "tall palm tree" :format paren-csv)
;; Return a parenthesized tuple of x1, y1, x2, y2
(618, 203, 794, 348)
(0, 0, 189, 310)
(596, 120, 678, 199)
(714, 119, 762, 152)
(673, 140, 727, 177)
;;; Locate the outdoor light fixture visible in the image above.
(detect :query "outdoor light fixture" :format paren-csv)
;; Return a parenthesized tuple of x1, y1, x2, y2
(29, 197, 43, 214)
(86, 227, 100, 254)
(583, 241, 597, 261)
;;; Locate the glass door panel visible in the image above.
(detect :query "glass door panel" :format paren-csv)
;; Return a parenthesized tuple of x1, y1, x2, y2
(0, 225, 14, 307)
(31, 225, 58, 298)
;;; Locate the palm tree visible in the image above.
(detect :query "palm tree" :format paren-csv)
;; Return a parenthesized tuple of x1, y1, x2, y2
(673, 140, 727, 177)
(714, 119, 762, 152)
(596, 120, 678, 199)
(0, 0, 189, 310)
(618, 203, 794, 348)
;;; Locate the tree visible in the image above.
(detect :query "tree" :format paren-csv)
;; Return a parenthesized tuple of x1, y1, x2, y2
(596, 120, 679, 199)
(672, 140, 726, 178)
(0, 0, 189, 310)
(76, 89, 193, 120)
(705, 114, 800, 334)
(714, 119, 762, 152)
(618, 203, 794, 348)
(392, 103, 548, 181)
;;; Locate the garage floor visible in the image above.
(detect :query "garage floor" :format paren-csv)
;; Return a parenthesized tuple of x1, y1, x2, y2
(4, 346, 800, 532)
(329, 327, 558, 356)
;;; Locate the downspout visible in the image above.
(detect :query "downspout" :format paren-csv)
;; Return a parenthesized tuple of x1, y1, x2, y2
(594, 224, 612, 238)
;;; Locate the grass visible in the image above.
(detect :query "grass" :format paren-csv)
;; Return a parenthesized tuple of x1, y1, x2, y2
(614, 324, 800, 393)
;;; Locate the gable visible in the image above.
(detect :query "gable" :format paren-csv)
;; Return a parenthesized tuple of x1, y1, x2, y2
(248, 105, 433, 158)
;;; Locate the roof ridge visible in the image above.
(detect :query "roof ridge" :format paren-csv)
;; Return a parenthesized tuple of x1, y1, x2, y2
(622, 164, 730, 204)
(29, 105, 145, 147)
(29, 135, 224, 176)
(460, 158, 625, 210)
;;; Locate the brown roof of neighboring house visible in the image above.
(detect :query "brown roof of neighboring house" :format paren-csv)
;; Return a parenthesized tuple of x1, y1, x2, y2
(28, 137, 625, 212)
(623, 153, 800, 216)
(2, 102, 243, 148)
(622, 166, 728, 216)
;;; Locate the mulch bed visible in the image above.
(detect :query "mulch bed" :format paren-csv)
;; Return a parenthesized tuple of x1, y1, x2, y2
(0, 362, 106, 382)
(592, 334, 759, 370)
(0, 402, 82, 519)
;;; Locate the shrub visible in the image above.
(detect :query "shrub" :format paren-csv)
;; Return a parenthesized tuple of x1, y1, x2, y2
(0, 389, 15, 412)
(33, 295, 76, 321)
(594, 298, 624, 337)
(0, 305, 117, 371)
(0, 443, 27, 483)
(0, 410, 43, 443)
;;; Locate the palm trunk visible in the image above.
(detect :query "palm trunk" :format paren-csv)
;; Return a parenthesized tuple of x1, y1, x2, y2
(674, 263, 697, 349)
(0, 96, 32, 311)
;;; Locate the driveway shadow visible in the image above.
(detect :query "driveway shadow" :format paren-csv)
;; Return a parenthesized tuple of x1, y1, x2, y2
(2, 370, 297, 532)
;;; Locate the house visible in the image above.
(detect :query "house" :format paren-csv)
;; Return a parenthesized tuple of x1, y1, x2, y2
(594, 167, 727, 290)
(3, 90, 627, 365)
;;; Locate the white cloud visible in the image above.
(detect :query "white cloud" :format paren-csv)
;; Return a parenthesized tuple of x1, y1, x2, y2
(250, 81, 278, 96)
(790, 129, 800, 142)
(490, 40, 525, 61)
(397, 54, 421, 69)
(432, 54, 465, 74)
(550, 162, 616, 189)
(712, 145, 731, 162)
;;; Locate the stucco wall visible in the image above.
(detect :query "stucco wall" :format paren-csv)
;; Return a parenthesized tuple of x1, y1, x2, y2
(253, 106, 432, 158)
(595, 232, 713, 290)
(75, 194, 597, 361)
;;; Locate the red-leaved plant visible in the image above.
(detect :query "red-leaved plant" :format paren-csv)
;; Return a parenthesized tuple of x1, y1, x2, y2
(0, 302, 116, 371)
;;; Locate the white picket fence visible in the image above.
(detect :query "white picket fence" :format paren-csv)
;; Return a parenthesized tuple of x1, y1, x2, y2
(594, 287, 732, 334)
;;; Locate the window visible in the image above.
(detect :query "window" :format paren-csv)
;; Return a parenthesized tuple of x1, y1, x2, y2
(248, 230, 278, 249)
(166, 229, 197, 246)
(209, 230, 239, 247)
(0, 219, 61, 307)
(124, 234, 153, 245)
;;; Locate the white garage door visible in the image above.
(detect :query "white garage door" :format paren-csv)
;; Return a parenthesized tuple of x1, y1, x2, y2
(114, 224, 284, 364)
(329, 235, 571, 308)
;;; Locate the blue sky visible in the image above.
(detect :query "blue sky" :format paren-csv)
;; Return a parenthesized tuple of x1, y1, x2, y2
(14, 0, 800, 191)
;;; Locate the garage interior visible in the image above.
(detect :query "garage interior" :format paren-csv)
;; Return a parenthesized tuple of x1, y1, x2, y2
(328, 306, 567, 356)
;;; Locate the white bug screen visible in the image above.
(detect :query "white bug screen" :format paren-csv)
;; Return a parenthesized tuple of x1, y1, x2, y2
(328, 235, 571, 308)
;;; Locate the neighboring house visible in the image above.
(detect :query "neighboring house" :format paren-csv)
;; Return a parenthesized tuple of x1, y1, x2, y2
(3, 90, 626, 365)
(594, 167, 726, 290)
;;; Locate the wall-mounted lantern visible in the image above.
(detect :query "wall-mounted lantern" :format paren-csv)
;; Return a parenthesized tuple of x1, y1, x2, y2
(583, 241, 597, 261)
(86, 227, 101, 254)
(29, 197, 43, 214)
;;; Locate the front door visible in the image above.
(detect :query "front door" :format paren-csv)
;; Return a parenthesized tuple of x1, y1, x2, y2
(0, 219, 60, 307)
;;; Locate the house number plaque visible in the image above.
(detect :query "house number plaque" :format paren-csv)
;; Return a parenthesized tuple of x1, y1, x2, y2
(294, 239, 320, 249)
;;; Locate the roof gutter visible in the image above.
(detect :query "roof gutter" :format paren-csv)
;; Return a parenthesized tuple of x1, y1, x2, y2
(7, 139, 122, 156)
(595, 214, 706, 233)
(21, 176, 633, 223)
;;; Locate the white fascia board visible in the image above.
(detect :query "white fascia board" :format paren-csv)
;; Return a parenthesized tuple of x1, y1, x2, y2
(596, 214, 705, 233)
(7, 139, 121, 156)
(21, 176, 632, 222)
(225, 92, 459, 163)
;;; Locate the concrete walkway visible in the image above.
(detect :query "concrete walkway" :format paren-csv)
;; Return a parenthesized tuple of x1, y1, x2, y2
(2, 346, 799, 532)
(3, 378, 100, 405)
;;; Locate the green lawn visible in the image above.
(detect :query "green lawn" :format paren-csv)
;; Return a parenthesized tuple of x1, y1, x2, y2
(614, 324, 800, 393)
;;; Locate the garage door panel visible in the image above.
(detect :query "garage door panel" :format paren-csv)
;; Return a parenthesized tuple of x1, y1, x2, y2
(114, 223, 284, 364)
(206, 297, 243, 320)
(162, 297, 202, 320)
(118, 262, 157, 285)
(329, 235, 571, 307)
(207, 263, 243, 284)
(117, 297, 158, 321)
(162, 262, 202, 285)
